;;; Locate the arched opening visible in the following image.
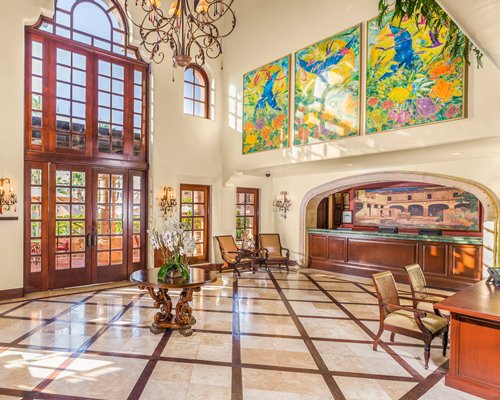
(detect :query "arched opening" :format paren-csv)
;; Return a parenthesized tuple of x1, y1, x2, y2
(429, 204, 450, 217)
(408, 204, 424, 217)
(299, 171, 499, 283)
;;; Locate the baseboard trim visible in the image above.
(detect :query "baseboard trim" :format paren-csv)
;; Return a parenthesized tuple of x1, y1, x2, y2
(0, 288, 24, 301)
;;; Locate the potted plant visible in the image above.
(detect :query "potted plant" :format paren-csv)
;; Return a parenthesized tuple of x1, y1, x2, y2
(148, 216, 196, 280)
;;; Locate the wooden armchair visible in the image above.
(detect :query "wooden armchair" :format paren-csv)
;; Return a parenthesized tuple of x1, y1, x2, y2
(215, 235, 255, 276)
(258, 233, 291, 271)
(404, 264, 449, 318)
(372, 271, 449, 369)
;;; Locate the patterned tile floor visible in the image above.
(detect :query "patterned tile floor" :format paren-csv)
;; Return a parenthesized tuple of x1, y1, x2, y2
(0, 268, 482, 400)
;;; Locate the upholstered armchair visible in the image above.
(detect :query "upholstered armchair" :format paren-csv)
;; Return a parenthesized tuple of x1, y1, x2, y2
(372, 271, 449, 369)
(215, 235, 256, 276)
(404, 264, 450, 318)
(258, 233, 291, 271)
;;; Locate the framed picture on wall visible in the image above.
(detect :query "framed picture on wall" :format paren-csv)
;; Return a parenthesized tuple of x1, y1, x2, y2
(342, 211, 353, 224)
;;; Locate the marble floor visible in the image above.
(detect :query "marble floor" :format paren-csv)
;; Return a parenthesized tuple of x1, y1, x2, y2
(0, 268, 481, 400)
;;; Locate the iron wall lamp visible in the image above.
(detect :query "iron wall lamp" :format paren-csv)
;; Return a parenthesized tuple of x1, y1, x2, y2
(273, 191, 292, 219)
(160, 186, 178, 217)
(0, 178, 17, 214)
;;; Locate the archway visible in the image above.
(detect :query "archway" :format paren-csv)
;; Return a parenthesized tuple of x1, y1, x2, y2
(429, 204, 449, 217)
(408, 204, 424, 217)
(299, 171, 499, 278)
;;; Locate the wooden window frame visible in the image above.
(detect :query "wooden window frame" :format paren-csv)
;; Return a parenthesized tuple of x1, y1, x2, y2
(183, 64, 210, 119)
(236, 188, 260, 244)
(180, 184, 211, 263)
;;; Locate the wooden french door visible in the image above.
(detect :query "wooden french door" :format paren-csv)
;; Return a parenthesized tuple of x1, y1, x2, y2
(49, 165, 92, 289)
(25, 163, 146, 291)
(180, 184, 211, 263)
(93, 169, 128, 284)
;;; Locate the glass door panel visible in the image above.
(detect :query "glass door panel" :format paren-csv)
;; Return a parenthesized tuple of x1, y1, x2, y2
(49, 165, 91, 289)
(94, 170, 128, 282)
(180, 184, 210, 262)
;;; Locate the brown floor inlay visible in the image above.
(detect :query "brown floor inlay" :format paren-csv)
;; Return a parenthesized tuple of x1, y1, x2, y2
(0, 269, 480, 400)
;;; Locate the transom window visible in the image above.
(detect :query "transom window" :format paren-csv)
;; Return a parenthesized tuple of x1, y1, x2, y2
(184, 65, 209, 118)
(26, 0, 148, 160)
(42, 0, 132, 57)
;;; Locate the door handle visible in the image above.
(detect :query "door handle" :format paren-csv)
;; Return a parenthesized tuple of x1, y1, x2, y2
(86, 233, 92, 248)
(91, 233, 98, 247)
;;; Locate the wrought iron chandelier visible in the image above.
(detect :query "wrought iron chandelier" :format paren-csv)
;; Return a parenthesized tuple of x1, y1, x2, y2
(125, 0, 236, 67)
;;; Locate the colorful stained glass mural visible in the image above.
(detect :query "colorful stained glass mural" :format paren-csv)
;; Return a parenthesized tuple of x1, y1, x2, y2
(294, 25, 361, 145)
(366, 12, 466, 133)
(242, 55, 290, 154)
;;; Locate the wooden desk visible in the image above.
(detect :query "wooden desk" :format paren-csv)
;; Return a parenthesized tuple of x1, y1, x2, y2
(435, 280, 500, 399)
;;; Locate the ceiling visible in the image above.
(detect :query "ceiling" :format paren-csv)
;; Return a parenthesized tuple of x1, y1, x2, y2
(438, 0, 500, 70)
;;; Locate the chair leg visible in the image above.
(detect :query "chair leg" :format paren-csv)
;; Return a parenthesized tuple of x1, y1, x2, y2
(390, 332, 396, 342)
(424, 341, 431, 370)
(442, 329, 449, 356)
(373, 326, 383, 351)
(234, 266, 241, 277)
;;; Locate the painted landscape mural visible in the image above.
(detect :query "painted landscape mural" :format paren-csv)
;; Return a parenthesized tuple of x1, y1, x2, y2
(242, 55, 290, 154)
(366, 12, 466, 133)
(354, 185, 480, 231)
(294, 25, 360, 145)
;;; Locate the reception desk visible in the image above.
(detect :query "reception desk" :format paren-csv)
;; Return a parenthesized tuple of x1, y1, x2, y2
(308, 229, 483, 289)
(435, 281, 500, 399)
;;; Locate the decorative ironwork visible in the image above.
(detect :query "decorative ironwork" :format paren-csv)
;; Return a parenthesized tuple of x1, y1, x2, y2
(124, 0, 236, 67)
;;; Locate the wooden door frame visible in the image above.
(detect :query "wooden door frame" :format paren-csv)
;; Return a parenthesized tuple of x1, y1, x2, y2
(180, 183, 211, 263)
(236, 187, 260, 241)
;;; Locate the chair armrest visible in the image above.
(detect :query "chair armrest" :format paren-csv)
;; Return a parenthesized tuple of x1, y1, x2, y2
(281, 247, 290, 258)
(260, 247, 270, 258)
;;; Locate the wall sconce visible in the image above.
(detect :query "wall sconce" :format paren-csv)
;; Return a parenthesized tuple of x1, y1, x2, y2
(273, 191, 292, 219)
(160, 186, 177, 217)
(0, 178, 17, 215)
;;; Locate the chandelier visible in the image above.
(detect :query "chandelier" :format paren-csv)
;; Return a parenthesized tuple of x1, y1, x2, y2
(125, 0, 236, 67)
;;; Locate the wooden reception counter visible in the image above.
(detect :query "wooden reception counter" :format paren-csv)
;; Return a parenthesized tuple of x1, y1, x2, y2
(308, 229, 483, 290)
(435, 281, 500, 399)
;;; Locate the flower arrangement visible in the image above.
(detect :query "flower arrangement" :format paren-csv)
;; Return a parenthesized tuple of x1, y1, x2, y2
(148, 217, 196, 280)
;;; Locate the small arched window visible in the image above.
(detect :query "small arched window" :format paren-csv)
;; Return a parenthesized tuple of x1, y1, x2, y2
(184, 65, 209, 119)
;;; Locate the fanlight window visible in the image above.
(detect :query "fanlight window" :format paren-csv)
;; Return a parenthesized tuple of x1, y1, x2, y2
(39, 0, 131, 57)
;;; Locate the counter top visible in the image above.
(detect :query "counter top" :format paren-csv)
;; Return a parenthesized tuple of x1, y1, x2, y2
(435, 280, 500, 322)
(307, 228, 483, 245)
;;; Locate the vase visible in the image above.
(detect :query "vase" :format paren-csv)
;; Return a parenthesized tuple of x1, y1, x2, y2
(166, 268, 183, 278)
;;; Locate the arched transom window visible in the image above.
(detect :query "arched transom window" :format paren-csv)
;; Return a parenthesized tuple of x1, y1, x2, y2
(39, 0, 133, 58)
(184, 65, 209, 119)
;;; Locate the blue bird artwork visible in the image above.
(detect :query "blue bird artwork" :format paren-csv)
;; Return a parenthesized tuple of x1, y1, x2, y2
(297, 35, 357, 83)
(254, 71, 282, 116)
(377, 24, 423, 80)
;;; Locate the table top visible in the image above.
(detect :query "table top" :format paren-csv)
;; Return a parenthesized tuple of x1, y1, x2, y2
(130, 265, 217, 289)
(435, 280, 500, 323)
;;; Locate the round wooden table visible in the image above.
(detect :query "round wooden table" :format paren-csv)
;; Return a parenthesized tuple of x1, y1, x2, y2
(130, 266, 217, 336)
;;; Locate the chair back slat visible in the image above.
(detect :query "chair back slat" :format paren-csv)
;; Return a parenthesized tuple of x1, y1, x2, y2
(372, 271, 400, 318)
(259, 234, 281, 257)
(404, 264, 427, 293)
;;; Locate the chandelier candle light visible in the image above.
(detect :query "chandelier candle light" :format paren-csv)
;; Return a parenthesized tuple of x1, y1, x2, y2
(274, 191, 292, 219)
(160, 186, 178, 216)
(0, 178, 17, 215)
(125, 0, 236, 67)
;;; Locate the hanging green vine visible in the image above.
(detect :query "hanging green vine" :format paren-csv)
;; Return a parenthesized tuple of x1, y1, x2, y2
(377, 0, 484, 67)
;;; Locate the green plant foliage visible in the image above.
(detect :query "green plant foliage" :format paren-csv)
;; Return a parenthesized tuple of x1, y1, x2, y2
(377, 0, 483, 67)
